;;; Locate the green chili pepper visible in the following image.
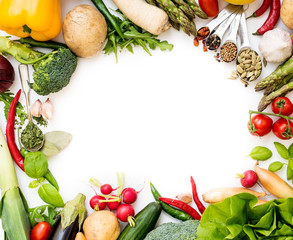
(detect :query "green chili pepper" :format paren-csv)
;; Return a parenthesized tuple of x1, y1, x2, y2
(91, 0, 124, 40)
(19, 37, 68, 50)
(150, 182, 193, 221)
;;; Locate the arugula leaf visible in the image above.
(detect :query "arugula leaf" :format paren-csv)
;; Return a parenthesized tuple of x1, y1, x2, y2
(28, 205, 60, 228)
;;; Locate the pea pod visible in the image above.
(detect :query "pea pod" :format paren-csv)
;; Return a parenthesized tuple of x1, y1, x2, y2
(150, 182, 193, 221)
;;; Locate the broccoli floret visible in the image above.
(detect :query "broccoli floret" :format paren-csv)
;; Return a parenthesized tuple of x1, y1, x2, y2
(30, 48, 77, 95)
(144, 220, 200, 240)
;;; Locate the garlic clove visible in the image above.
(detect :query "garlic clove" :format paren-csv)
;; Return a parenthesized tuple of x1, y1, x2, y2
(30, 99, 42, 117)
(176, 192, 192, 205)
(42, 98, 53, 120)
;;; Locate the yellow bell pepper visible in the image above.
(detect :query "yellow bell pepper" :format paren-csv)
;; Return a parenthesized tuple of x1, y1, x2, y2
(0, 0, 61, 41)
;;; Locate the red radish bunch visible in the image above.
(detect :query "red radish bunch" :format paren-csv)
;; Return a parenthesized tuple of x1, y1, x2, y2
(90, 195, 106, 211)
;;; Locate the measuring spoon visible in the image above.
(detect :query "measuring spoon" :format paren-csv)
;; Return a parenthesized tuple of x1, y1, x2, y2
(206, 8, 241, 51)
(197, 4, 242, 40)
(236, 11, 262, 82)
(19, 64, 44, 152)
(219, 8, 242, 62)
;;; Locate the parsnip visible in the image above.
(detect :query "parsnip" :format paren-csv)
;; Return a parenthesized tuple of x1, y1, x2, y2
(112, 0, 171, 35)
(202, 187, 266, 203)
(254, 163, 293, 198)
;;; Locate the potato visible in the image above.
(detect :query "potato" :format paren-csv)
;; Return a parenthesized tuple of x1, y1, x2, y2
(83, 210, 120, 240)
(62, 5, 107, 58)
(281, 0, 293, 30)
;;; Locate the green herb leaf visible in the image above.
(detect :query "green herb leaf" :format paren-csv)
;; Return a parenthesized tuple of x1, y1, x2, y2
(268, 161, 284, 172)
(38, 184, 64, 207)
(24, 152, 48, 178)
(249, 146, 272, 161)
(288, 143, 293, 159)
(28, 205, 60, 228)
(274, 142, 289, 160)
(28, 180, 40, 189)
(287, 164, 293, 180)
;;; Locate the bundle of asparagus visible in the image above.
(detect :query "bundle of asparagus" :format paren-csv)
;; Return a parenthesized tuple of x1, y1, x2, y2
(256, 56, 293, 111)
(146, 0, 207, 36)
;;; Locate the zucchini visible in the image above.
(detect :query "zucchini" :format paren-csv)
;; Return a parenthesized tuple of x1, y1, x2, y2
(118, 202, 162, 240)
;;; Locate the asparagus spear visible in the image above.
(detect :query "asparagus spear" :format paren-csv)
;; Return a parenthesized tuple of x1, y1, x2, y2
(184, 0, 208, 19)
(255, 57, 293, 92)
(145, 0, 157, 5)
(264, 72, 293, 95)
(172, 0, 195, 19)
(258, 79, 293, 112)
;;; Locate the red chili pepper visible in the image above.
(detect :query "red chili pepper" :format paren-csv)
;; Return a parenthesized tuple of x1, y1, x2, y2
(158, 197, 201, 220)
(202, 40, 208, 52)
(253, 0, 280, 35)
(190, 176, 205, 214)
(6, 89, 24, 171)
(247, 0, 272, 19)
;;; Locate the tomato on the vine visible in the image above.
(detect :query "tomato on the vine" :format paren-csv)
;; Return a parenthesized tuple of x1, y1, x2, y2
(30, 222, 52, 240)
(248, 114, 273, 136)
(272, 118, 293, 140)
(272, 97, 293, 116)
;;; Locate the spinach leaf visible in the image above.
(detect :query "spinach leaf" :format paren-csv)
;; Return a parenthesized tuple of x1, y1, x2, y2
(24, 152, 48, 178)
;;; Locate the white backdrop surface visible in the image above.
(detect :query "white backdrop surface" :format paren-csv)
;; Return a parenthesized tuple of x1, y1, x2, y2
(0, 0, 293, 238)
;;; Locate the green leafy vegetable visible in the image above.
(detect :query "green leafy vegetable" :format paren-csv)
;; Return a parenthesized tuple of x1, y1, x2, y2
(103, 10, 173, 63)
(28, 205, 60, 228)
(274, 142, 289, 160)
(28, 180, 40, 189)
(249, 146, 272, 161)
(24, 152, 48, 179)
(38, 184, 64, 207)
(268, 161, 284, 172)
(197, 193, 293, 240)
(289, 143, 293, 159)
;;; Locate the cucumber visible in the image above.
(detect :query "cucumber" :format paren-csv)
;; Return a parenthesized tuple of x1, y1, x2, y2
(118, 202, 162, 240)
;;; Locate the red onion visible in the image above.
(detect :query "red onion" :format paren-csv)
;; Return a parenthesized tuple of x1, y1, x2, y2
(0, 55, 15, 93)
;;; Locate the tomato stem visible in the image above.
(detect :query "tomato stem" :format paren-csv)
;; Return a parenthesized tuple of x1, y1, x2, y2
(249, 110, 293, 120)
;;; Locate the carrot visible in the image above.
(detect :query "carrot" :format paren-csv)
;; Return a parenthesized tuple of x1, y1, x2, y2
(254, 163, 293, 198)
(202, 187, 266, 203)
(111, 0, 171, 35)
(75, 232, 86, 240)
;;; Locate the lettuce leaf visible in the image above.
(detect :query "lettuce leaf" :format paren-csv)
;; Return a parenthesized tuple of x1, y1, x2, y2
(197, 193, 293, 240)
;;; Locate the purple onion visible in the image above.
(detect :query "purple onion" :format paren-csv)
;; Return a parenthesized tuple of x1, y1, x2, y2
(0, 55, 15, 93)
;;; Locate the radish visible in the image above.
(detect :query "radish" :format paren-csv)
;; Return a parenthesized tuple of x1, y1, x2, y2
(100, 184, 114, 195)
(105, 195, 121, 210)
(89, 195, 106, 211)
(237, 170, 258, 188)
(121, 187, 140, 204)
(116, 204, 135, 227)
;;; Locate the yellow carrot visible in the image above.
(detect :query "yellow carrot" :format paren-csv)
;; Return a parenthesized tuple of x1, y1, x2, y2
(75, 232, 86, 240)
(254, 163, 293, 198)
(202, 187, 266, 203)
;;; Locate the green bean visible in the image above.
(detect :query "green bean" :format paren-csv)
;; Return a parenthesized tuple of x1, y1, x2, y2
(91, 0, 124, 40)
(19, 37, 67, 49)
(150, 182, 193, 221)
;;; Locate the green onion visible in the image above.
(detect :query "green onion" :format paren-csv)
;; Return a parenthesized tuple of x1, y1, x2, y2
(0, 128, 31, 239)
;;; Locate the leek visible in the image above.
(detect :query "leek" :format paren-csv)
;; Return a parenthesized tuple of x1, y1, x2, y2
(0, 128, 30, 239)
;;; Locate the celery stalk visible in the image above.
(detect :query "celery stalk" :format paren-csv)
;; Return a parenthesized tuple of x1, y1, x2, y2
(0, 128, 30, 240)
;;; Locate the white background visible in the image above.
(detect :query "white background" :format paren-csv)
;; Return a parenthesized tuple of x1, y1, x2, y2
(1, 0, 293, 237)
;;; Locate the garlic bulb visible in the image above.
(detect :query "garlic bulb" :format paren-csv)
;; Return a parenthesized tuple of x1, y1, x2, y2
(258, 28, 293, 63)
(30, 99, 42, 117)
(176, 192, 192, 205)
(42, 98, 53, 120)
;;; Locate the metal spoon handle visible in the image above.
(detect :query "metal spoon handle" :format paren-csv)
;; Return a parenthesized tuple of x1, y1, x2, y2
(225, 8, 242, 43)
(206, 4, 242, 33)
(214, 9, 240, 39)
(18, 64, 32, 122)
(238, 11, 250, 49)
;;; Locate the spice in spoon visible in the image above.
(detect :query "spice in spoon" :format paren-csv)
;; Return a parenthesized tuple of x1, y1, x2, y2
(21, 122, 44, 150)
(220, 41, 238, 62)
(206, 34, 221, 50)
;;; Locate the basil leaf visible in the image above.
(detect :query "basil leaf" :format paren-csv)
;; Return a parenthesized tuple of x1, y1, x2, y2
(287, 164, 293, 180)
(249, 146, 272, 161)
(268, 161, 284, 172)
(28, 180, 40, 189)
(288, 143, 293, 159)
(24, 152, 48, 178)
(38, 184, 64, 207)
(274, 142, 289, 160)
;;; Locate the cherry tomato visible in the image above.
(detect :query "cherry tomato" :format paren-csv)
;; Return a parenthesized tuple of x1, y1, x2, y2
(198, 0, 219, 17)
(272, 118, 293, 140)
(248, 114, 273, 136)
(30, 222, 52, 240)
(272, 97, 293, 116)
